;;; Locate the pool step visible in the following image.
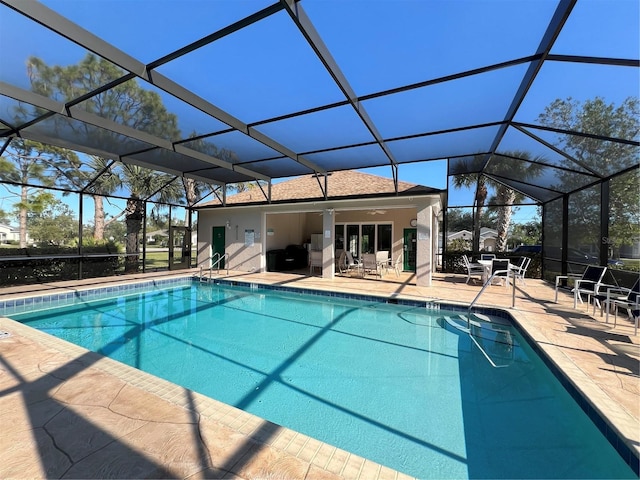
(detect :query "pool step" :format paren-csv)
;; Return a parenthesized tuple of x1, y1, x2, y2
(443, 315, 475, 333)
(443, 312, 511, 333)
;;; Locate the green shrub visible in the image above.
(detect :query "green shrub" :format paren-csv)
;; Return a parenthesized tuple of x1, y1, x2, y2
(0, 242, 124, 286)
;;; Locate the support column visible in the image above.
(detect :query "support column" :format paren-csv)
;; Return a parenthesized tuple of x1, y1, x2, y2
(416, 203, 433, 287)
(433, 211, 441, 273)
(322, 209, 335, 279)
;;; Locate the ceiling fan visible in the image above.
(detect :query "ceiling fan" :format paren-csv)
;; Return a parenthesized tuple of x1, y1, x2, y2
(366, 209, 387, 215)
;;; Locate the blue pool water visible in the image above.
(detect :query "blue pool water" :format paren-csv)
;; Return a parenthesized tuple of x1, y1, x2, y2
(11, 282, 636, 479)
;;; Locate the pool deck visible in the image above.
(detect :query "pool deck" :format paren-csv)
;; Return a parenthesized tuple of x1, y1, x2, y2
(1, 269, 638, 479)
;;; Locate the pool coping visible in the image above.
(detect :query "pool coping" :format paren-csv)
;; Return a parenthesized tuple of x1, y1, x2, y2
(2, 272, 639, 477)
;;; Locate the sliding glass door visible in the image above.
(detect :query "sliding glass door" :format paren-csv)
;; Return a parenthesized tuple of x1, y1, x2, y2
(335, 223, 392, 260)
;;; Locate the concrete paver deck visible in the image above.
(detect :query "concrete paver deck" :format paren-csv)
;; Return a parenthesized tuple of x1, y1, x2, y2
(1, 269, 638, 479)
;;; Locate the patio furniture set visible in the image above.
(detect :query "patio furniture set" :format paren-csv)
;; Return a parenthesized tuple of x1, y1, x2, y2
(555, 265, 639, 335)
(338, 251, 402, 279)
(463, 254, 531, 288)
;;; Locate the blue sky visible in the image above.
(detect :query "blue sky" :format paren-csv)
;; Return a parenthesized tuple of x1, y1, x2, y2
(0, 0, 637, 226)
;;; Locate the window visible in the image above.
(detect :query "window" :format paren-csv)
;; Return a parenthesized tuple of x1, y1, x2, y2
(377, 224, 392, 252)
(362, 224, 375, 254)
(336, 223, 392, 258)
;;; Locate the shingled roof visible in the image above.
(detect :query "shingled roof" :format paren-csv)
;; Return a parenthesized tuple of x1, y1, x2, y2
(199, 170, 440, 207)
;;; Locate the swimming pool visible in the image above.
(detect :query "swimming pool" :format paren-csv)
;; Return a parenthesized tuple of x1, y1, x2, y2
(9, 280, 636, 479)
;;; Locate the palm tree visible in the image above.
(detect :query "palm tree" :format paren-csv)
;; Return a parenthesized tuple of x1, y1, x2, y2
(451, 151, 544, 253)
(450, 172, 487, 252)
(491, 183, 523, 252)
(119, 165, 184, 273)
(485, 151, 545, 252)
(86, 157, 122, 240)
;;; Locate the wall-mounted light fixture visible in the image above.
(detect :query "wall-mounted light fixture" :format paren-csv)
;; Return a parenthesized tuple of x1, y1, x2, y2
(225, 220, 231, 229)
(327, 208, 334, 216)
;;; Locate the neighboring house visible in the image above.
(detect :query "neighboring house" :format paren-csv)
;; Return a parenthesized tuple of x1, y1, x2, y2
(446, 227, 498, 251)
(0, 223, 24, 244)
(196, 170, 444, 287)
(146, 230, 169, 245)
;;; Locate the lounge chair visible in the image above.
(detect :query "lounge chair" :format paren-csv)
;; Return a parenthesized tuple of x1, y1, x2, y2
(463, 254, 484, 284)
(554, 265, 607, 308)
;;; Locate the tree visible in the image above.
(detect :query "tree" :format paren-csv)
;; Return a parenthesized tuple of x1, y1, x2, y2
(0, 208, 10, 225)
(509, 218, 542, 248)
(450, 158, 488, 252)
(446, 208, 474, 233)
(25, 54, 183, 242)
(538, 96, 639, 257)
(0, 139, 70, 247)
(485, 151, 544, 252)
(27, 195, 77, 246)
(119, 165, 184, 273)
(82, 157, 121, 241)
(104, 218, 126, 243)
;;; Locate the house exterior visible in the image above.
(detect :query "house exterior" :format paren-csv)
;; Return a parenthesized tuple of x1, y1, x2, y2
(0, 223, 22, 244)
(196, 170, 444, 287)
(447, 227, 498, 251)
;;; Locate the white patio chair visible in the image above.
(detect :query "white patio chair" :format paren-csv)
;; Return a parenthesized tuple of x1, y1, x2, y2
(600, 277, 640, 335)
(376, 250, 389, 275)
(309, 250, 322, 275)
(391, 255, 402, 277)
(463, 254, 484, 284)
(512, 256, 531, 286)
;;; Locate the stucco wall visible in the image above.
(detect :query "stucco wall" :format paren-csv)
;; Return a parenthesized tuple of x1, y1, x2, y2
(303, 213, 323, 242)
(197, 209, 264, 272)
(197, 195, 442, 277)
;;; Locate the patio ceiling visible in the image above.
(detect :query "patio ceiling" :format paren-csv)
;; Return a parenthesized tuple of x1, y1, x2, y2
(0, 0, 638, 205)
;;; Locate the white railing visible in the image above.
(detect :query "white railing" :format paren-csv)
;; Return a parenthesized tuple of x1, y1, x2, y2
(467, 268, 516, 327)
(199, 253, 229, 281)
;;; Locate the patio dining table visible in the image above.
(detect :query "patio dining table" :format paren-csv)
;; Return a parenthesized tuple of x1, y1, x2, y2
(477, 259, 493, 283)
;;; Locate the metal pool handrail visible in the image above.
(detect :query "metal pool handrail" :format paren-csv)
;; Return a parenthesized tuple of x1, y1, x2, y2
(467, 268, 516, 327)
(199, 252, 229, 280)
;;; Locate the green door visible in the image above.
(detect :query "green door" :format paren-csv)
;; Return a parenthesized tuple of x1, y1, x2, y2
(212, 226, 226, 268)
(403, 228, 417, 272)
